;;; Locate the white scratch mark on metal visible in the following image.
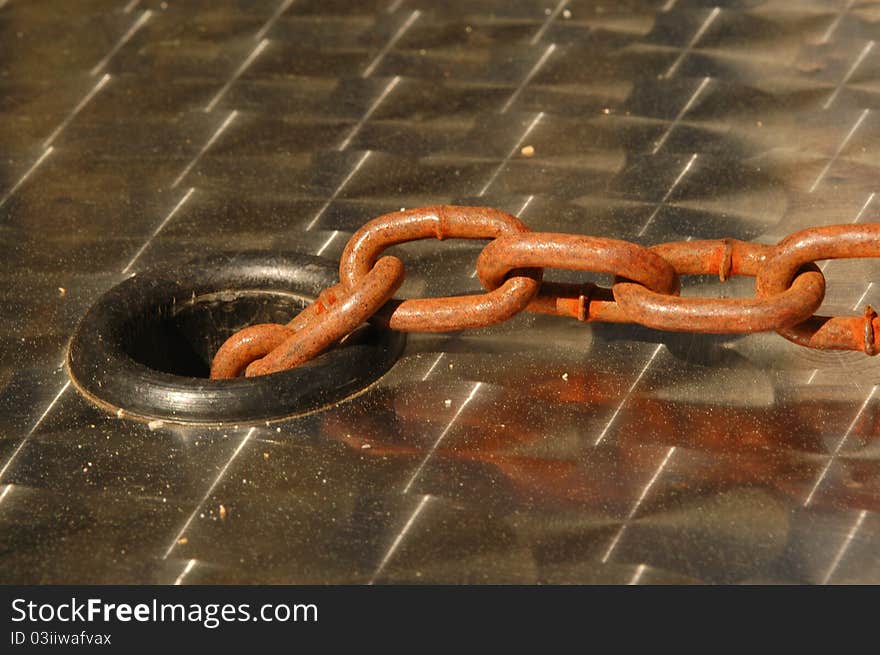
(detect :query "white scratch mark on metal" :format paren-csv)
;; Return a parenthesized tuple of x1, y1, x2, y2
(810, 108, 869, 193)
(478, 112, 544, 196)
(44, 74, 112, 149)
(338, 76, 401, 151)
(516, 194, 536, 218)
(363, 10, 420, 78)
(821, 510, 867, 584)
(853, 192, 876, 223)
(530, 0, 568, 46)
(173, 559, 198, 585)
(164, 427, 256, 559)
(306, 150, 372, 231)
(369, 495, 431, 584)
(315, 230, 341, 256)
(421, 353, 445, 381)
(0, 381, 70, 482)
(639, 153, 697, 236)
(602, 447, 676, 563)
(501, 43, 556, 114)
(652, 77, 711, 155)
(123, 187, 195, 274)
(628, 563, 648, 585)
(852, 282, 874, 312)
(595, 344, 663, 446)
(0, 146, 54, 209)
(205, 39, 270, 112)
(403, 382, 482, 493)
(820, 0, 855, 44)
(172, 110, 239, 189)
(804, 385, 876, 506)
(824, 41, 874, 110)
(662, 7, 719, 79)
(255, 0, 296, 41)
(91, 10, 152, 76)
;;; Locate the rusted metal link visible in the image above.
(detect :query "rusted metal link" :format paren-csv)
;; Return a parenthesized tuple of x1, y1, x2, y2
(524, 281, 615, 321)
(211, 258, 403, 379)
(210, 323, 295, 379)
(210, 282, 349, 379)
(245, 255, 405, 377)
(340, 206, 542, 332)
(612, 240, 827, 333)
(476, 232, 680, 324)
(756, 223, 880, 354)
(287, 282, 348, 332)
(209, 205, 880, 378)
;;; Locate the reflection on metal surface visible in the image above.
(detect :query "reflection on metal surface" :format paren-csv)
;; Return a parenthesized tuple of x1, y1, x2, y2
(1, 0, 879, 584)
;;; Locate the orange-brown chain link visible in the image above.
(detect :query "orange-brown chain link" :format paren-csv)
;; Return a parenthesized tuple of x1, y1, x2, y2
(209, 205, 880, 379)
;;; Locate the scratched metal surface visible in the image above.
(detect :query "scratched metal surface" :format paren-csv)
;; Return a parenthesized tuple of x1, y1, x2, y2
(1, 0, 880, 585)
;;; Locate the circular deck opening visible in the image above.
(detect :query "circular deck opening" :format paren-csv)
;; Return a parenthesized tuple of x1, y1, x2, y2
(67, 252, 405, 423)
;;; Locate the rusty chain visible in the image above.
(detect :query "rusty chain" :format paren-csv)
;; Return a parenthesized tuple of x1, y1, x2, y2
(210, 205, 880, 379)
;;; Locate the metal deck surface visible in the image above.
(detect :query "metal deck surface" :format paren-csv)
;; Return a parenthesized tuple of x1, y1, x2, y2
(2, 0, 880, 584)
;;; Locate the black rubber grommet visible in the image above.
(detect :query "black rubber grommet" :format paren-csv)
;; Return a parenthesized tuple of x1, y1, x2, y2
(67, 252, 405, 424)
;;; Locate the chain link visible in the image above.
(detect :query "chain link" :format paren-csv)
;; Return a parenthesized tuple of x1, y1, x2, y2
(210, 206, 880, 379)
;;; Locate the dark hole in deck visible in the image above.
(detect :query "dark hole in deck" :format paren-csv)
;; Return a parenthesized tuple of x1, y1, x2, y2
(123, 290, 308, 378)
